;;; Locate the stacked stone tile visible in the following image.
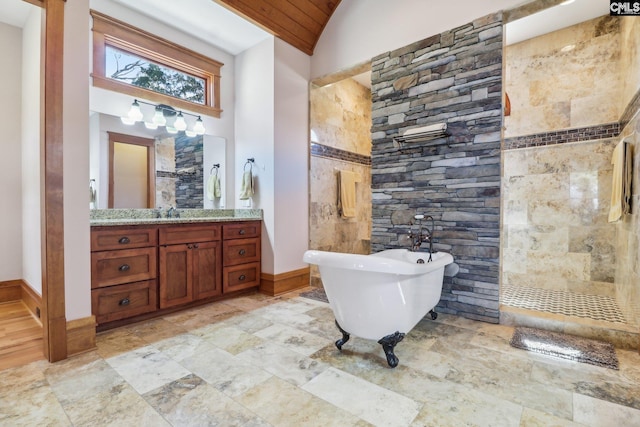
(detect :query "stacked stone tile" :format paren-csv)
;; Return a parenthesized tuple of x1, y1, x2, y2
(370, 13, 503, 323)
(175, 134, 204, 209)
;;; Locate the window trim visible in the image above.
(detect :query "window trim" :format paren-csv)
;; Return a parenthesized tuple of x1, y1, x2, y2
(91, 10, 223, 118)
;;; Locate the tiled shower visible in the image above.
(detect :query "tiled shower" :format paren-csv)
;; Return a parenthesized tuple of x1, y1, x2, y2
(501, 14, 640, 346)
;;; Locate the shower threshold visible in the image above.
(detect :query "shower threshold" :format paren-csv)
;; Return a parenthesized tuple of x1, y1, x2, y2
(500, 284, 639, 350)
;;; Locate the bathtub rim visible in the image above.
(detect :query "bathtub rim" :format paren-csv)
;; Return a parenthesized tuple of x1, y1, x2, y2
(302, 249, 453, 275)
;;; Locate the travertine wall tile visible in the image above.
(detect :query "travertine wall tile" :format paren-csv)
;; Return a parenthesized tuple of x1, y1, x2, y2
(505, 16, 622, 138)
(502, 140, 617, 298)
(309, 78, 372, 287)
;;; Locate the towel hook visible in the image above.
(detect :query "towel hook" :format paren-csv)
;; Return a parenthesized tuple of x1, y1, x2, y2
(210, 163, 220, 175)
(244, 158, 255, 171)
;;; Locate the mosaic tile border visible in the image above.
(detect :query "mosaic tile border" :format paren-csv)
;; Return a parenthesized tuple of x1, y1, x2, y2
(503, 123, 621, 150)
(310, 142, 371, 166)
(502, 284, 628, 324)
(504, 87, 640, 150)
(156, 170, 178, 178)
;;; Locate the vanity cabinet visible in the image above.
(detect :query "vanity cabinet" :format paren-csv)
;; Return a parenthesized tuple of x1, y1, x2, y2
(158, 225, 222, 308)
(222, 223, 261, 293)
(90, 220, 261, 327)
(90, 227, 158, 324)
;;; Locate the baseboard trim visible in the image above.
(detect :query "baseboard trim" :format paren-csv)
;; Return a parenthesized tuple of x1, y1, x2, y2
(0, 280, 23, 303)
(260, 267, 310, 296)
(66, 315, 97, 356)
(21, 281, 42, 324)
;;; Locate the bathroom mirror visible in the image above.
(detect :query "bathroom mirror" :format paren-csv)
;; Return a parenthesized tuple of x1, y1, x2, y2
(89, 111, 226, 210)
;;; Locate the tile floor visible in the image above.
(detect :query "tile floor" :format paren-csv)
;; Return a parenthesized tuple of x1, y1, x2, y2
(2, 290, 640, 427)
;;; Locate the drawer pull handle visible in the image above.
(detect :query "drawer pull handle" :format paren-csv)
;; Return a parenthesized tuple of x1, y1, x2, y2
(118, 237, 130, 244)
(239, 274, 246, 281)
(119, 298, 130, 306)
(239, 249, 246, 255)
(193, 244, 199, 249)
(239, 229, 245, 235)
(119, 264, 130, 272)
(187, 244, 193, 249)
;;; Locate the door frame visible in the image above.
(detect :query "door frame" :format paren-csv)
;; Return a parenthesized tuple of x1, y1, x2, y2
(107, 132, 156, 209)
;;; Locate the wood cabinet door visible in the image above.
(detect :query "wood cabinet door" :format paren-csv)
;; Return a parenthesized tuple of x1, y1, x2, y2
(193, 241, 222, 299)
(159, 244, 193, 308)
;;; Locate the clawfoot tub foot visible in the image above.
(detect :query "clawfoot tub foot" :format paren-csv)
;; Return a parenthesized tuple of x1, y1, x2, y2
(378, 331, 405, 368)
(429, 310, 438, 320)
(334, 320, 350, 350)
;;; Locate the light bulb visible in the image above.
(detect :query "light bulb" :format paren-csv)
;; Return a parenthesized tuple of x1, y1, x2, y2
(166, 126, 178, 134)
(152, 107, 166, 126)
(193, 116, 205, 135)
(121, 116, 136, 125)
(144, 122, 158, 130)
(174, 112, 187, 131)
(127, 100, 144, 122)
(185, 130, 197, 137)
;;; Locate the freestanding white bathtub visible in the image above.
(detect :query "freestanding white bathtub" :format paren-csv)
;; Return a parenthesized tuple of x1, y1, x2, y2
(303, 248, 453, 367)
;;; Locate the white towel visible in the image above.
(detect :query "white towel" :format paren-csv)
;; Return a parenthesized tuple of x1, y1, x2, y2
(608, 141, 632, 222)
(338, 170, 361, 218)
(206, 174, 221, 201)
(239, 170, 254, 200)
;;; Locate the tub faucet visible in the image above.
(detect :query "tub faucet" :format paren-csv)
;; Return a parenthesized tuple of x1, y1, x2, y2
(408, 214, 435, 261)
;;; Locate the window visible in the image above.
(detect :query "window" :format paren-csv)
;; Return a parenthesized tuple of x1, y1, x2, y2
(91, 10, 223, 118)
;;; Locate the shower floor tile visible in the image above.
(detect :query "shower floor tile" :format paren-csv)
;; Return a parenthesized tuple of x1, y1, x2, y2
(502, 284, 628, 324)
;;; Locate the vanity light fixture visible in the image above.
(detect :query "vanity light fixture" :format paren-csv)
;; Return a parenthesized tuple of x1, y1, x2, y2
(121, 99, 206, 136)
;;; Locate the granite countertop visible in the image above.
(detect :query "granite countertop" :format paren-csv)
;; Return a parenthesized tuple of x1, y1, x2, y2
(90, 208, 262, 226)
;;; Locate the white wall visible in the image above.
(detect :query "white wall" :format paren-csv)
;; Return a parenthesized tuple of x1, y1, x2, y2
(0, 22, 23, 282)
(235, 38, 276, 273)
(64, 0, 91, 320)
(273, 39, 310, 273)
(21, 8, 41, 291)
(312, 0, 525, 79)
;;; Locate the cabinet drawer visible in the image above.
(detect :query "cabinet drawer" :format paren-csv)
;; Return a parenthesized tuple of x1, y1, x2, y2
(92, 280, 157, 324)
(91, 227, 157, 251)
(91, 247, 157, 289)
(223, 222, 261, 240)
(159, 224, 221, 245)
(223, 238, 260, 266)
(223, 262, 260, 293)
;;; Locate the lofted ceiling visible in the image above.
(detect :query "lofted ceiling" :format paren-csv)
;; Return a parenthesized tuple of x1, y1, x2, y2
(215, 0, 341, 55)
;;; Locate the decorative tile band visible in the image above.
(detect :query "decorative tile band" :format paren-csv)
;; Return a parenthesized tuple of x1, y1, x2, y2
(310, 142, 372, 166)
(504, 87, 640, 150)
(156, 170, 177, 178)
(503, 123, 621, 150)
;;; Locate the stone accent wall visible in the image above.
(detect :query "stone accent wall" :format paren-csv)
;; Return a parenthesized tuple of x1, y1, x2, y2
(175, 134, 204, 209)
(370, 13, 503, 323)
(310, 78, 372, 288)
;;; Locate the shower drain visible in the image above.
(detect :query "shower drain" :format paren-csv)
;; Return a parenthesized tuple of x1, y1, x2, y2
(502, 284, 628, 324)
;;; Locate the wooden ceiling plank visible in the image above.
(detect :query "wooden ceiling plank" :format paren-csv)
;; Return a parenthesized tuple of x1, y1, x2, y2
(215, 0, 341, 55)
(285, 0, 328, 26)
(220, 0, 316, 53)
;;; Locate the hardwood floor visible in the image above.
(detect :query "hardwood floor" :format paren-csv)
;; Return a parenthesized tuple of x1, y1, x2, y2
(0, 301, 44, 371)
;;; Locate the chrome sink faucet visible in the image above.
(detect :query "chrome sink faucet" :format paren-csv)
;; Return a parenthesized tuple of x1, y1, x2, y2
(167, 206, 179, 218)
